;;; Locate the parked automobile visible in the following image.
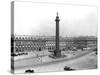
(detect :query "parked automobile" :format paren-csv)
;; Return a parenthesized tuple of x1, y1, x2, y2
(11, 52, 28, 56)
(11, 53, 18, 56)
(25, 69, 34, 73)
(64, 66, 75, 71)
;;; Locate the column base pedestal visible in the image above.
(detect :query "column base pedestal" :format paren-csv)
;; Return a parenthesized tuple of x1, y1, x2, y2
(49, 53, 66, 59)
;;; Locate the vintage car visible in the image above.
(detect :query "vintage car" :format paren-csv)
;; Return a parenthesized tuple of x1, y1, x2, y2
(25, 69, 34, 73)
(64, 66, 75, 71)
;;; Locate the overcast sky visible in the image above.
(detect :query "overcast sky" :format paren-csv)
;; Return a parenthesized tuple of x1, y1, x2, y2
(14, 1, 97, 37)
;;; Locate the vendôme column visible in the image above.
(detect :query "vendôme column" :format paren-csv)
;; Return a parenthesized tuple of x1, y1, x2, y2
(50, 12, 65, 58)
(54, 12, 61, 57)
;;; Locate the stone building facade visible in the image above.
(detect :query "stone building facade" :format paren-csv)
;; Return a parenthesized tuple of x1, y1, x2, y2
(11, 35, 97, 54)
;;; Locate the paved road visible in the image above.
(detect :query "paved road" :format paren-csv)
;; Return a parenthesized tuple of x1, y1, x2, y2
(15, 50, 94, 70)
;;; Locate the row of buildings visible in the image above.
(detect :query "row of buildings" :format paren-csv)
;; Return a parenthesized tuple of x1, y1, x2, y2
(11, 35, 97, 54)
